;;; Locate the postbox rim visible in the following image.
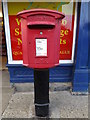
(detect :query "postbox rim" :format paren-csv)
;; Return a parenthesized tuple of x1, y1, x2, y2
(17, 9, 65, 19)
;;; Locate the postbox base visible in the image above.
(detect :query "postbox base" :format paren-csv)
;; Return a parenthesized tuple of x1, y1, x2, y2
(35, 105, 49, 117)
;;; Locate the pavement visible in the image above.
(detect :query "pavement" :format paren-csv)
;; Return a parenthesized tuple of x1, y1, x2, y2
(1, 70, 14, 117)
(1, 83, 88, 118)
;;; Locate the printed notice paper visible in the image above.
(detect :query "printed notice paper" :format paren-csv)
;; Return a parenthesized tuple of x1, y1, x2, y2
(36, 39, 47, 57)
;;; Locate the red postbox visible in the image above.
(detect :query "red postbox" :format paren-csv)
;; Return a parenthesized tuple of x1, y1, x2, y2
(18, 9, 65, 117)
(17, 9, 65, 68)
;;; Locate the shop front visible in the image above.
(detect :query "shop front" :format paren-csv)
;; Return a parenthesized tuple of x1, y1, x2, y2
(3, 1, 89, 92)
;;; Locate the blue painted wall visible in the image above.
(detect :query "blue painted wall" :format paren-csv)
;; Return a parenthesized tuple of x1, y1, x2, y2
(88, 2, 90, 90)
(7, 64, 73, 83)
(72, 2, 89, 92)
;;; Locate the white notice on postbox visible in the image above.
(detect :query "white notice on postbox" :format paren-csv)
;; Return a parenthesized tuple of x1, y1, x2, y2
(36, 39, 47, 56)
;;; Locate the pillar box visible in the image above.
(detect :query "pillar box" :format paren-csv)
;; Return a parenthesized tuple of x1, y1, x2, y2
(17, 9, 65, 117)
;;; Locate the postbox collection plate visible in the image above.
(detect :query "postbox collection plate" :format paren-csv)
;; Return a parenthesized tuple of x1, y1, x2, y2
(36, 38, 47, 57)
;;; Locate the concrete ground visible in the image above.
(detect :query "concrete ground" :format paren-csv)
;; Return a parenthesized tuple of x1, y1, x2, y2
(2, 84, 88, 118)
(1, 70, 14, 113)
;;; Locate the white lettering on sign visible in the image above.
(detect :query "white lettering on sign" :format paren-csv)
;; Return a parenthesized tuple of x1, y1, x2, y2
(36, 39, 47, 57)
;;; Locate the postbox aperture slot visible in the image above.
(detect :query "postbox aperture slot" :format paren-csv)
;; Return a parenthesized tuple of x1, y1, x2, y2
(27, 22, 55, 29)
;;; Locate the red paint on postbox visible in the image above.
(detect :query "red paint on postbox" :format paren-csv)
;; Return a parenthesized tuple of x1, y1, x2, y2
(17, 9, 65, 68)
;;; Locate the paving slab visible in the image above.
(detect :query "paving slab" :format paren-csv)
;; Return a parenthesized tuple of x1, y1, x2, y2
(2, 91, 88, 118)
(14, 82, 72, 92)
(1, 71, 14, 116)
